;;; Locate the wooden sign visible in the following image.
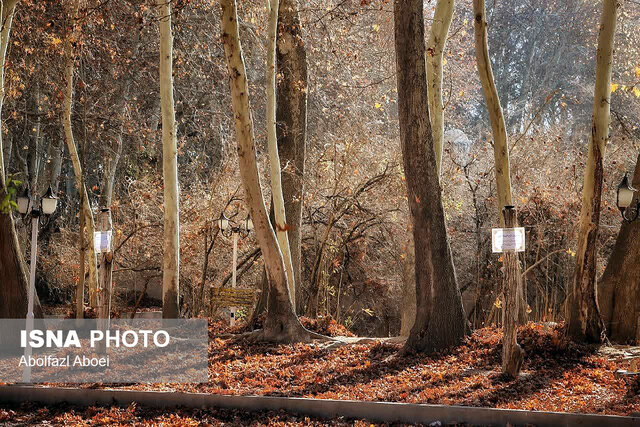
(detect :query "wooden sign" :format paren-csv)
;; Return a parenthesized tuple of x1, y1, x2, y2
(211, 287, 257, 308)
(492, 227, 525, 253)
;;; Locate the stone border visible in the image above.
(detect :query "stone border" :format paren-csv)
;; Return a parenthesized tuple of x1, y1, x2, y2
(0, 386, 637, 426)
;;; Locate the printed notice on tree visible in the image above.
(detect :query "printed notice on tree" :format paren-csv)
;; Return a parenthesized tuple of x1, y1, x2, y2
(492, 227, 526, 253)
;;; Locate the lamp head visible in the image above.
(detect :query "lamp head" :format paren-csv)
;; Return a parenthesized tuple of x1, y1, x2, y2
(41, 185, 58, 215)
(617, 173, 637, 211)
(218, 212, 230, 231)
(17, 187, 31, 215)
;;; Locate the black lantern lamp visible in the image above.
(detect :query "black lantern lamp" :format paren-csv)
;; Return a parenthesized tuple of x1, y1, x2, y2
(617, 173, 639, 222)
(17, 187, 32, 215)
(41, 185, 58, 215)
(218, 212, 232, 237)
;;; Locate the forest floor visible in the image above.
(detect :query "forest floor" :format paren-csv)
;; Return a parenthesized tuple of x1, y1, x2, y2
(113, 320, 640, 416)
(2, 320, 640, 424)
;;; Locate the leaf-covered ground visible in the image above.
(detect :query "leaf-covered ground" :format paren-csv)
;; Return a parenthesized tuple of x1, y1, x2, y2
(3, 322, 640, 424)
(155, 322, 639, 416)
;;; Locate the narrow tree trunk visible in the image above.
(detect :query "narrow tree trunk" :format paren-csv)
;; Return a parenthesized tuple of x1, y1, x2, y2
(76, 199, 85, 318)
(277, 0, 307, 310)
(46, 139, 63, 191)
(426, 0, 454, 176)
(265, 0, 296, 306)
(473, 0, 527, 324)
(502, 206, 524, 377)
(0, 0, 44, 341)
(0, 0, 16, 182)
(568, 0, 618, 343)
(96, 209, 113, 353)
(599, 152, 640, 343)
(62, 0, 99, 308)
(220, 0, 312, 342)
(394, 0, 467, 354)
(472, 0, 512, 223)
(157, 0, 180, 318)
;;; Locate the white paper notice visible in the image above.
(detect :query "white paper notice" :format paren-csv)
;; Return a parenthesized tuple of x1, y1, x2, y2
(94, 231, 112, 253)
(492, 227, 525, 253)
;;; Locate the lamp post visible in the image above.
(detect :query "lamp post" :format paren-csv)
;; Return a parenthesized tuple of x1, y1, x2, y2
(17, 185, 58, 383)
(616, 173, 639, 222)
(217, 212, 254, 326)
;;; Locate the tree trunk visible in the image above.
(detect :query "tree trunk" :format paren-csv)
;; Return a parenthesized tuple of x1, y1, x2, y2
(96, 209, 113, 353)
(394, 0, 467, 354)
(277, 0, 307, 311)
(473, 0, 527, 324)
(157, 0, 180, 319)
(220, 0, 312, 343)
(0, 0, 44, 344)
(502, 207, 524, 377)
(567, 0, 618, 343)
(598, 151, 640, 343)
(426, 0, 453, 176)
(472, 0, 513, 223)
(62, 0, 99, 308)
(399, 234, 416, 337)
(265, 0, 296, 306)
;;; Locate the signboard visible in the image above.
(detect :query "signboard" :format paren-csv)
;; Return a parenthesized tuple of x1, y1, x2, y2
(94, 231, 112, 254)
(211, 287, 258, 308)
(492, 227, 525, 253)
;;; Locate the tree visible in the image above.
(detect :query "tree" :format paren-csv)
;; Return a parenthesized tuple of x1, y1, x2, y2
(567, 0, 619, 343)
(426, 0, 454, 176)
(473, 0, 527, 325)
(472, 0, 513, 225)
(266, 0, 296, 306)
(0, 0, 44, 329)
(220, 0, 314, 342)
(599, 152, 640, 343)
(394, 0, 467, 353)
(276, 0, 307, 310)
(157, 0, 180, 319)
(61, 0, 100, 310)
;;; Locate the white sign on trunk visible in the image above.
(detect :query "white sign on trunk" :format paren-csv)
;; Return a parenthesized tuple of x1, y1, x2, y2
(94, 231, 112, 253)
(492, 227, 525, 253)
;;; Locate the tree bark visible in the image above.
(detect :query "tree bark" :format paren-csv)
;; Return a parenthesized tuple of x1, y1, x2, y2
(473, 0, 527, 324)
(96, 209, 113, 354)
(598, 152, 640, 343)
(399, 234, 416, 337)
(502, 207, 524, 377)
(277, 0, 307, 311)
(394, 0, 467, 354)
(265, 0, 296, 306)
(567, 0, 618, 343)
(426, 0, 454, 176)
(62, 0, 99, 308)
(472, 0, 513, 224)
(220, 0, 311, 342)
(0, 0, 44, 345)
(157, 0, 180, 319)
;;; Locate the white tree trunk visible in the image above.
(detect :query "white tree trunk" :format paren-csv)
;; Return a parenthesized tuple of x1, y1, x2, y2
(221, 0, 309, 342)
(426, 0, 454, 177)
(157, 0, 180, 318)
(62, 0, 99, 308)
(0, 0, 17, 180)
(568, 0, 618, 343)
(266, 0, 296, 306)
(473, 0, 513, 225)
